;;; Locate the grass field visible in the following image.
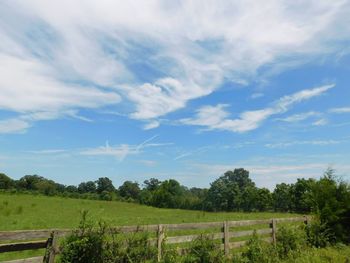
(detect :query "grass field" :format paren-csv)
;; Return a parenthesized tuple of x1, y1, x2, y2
(0, 192, 298, 231)
(1, 192, 349, 262)
(0, 192, 301, 261)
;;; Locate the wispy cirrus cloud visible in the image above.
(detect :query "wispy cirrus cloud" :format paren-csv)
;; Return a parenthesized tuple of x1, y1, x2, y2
(276, 111, 321, 122)
(0, 118, 30, 134)
(329, 107, 350, 113)
(25, 149, 67, 155)
(80, 135, 172, 161)
(265, 139, 341, 148)
(180, 84, 334, 132)
(312, 118, 328, 126)
(1, 0, 349, 132)
(0, 110, 93, 134)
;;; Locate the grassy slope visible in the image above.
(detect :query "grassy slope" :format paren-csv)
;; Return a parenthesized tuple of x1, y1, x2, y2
(1, 193, 349, 262)
(0, 192, 297, 230)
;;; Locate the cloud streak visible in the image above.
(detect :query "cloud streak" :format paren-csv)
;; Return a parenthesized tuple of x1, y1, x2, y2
(80, 136, 172, 161)
(180, 84, 334, 132)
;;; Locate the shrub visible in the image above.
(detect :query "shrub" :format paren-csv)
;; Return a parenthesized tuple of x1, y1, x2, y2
(305, 218, 331, 248)
(275, 225, 307, 259)
(59, 211, 105, 263)
(183, 234, 225, 263)
(59, 211, 157, 263)
(239, 231, 276, 263)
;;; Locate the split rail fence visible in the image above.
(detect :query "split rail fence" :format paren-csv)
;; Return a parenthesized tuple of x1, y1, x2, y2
(0, 216, 310, 263)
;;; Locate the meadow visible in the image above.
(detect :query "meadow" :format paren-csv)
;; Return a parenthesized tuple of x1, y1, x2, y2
(1, 192, 349, 262)
(0, 192, 296, 261)
(0, 192, 295, 231)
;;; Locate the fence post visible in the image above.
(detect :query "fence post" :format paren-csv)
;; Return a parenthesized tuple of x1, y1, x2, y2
(271, 219, 277, 246)
(157, 224, 164, 262)
(48, 231, 58, 263)
(223, 221, 229, 257)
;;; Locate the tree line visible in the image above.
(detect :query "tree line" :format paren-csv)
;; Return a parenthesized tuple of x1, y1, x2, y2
(1, 168, 349, 243)
(0, 168, 348, 213)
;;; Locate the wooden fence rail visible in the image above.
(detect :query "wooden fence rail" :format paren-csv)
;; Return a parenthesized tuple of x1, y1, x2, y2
(0, 216, 310, 262)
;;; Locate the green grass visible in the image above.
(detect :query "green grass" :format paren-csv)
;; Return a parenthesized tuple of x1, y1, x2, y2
(280, 245, 350, 262)
(0, 192, 300, 262)
(0, 192, 298, 231)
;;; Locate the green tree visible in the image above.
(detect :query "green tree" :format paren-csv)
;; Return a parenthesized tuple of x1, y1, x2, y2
(118, 181, 140, 200)
(256, 188, 272, 211)
(310, 168, 350, 243)
(96, 177, 115, 194)
(143, 178, 161, 191)
(0, 173, 14, 189)
(17, 175, 45, 190)
(273, 183, 293, 212)
(290, 178, 314, 213)
(151, 179, 184, 208)
(78, 181, 96, 193)
(206, 169, 254, 211)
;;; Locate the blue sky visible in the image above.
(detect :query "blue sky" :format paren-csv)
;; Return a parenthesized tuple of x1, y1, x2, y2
(0, 0, 350, 189)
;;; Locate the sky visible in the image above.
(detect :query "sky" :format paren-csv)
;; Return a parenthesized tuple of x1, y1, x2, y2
(0, 0, 350, 190)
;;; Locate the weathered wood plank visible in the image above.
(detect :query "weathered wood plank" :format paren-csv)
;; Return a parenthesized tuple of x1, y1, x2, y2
(165, 221, 223, 231)
(0, 240, 47, 253)
(2, 256, 43, 263)
(223, 221, 229, 257)
(157, 225, 164, 262)
(271, 219, 277, 245)
(230, 228, 272, 238)
(117, 225, 159, 233)
(227, 219, 271, 227)
(0, 229, 70, 242)
(275, 217, 305, 223)
(166, 232, 224, 244)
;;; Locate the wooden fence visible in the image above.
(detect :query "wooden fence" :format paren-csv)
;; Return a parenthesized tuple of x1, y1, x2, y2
(0, 216, 310, 263)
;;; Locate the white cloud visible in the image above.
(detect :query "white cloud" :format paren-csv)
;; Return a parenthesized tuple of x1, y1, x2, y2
(265, 139, 340, 148)
(0, 54, 121, 113)
(329, 107, 350, 113)
(277, 111, 320, 122)
(81, 143, 139, 161)
(312, 118, 328, 126)
(181, 84, 334, 132)
(251, 93, 264, 99)
(0, 118, 31, 134)
(143, 120, 160, 130)
(80, 136, 171, 161)
(0, 0, 349, 129)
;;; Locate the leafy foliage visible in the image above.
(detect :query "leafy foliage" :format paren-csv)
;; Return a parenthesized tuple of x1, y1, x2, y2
(59, 211, 157, 263)
(182, 234, 225, 263)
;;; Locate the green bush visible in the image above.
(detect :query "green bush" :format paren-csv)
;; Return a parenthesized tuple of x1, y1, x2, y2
(276, 225, 307, 259)
(305, 218, 331, 248)
(238, 231, 276, 263)
(183, 234, 225, 263)
(59, 211, 157, 263)
(59, 211, 105, 263)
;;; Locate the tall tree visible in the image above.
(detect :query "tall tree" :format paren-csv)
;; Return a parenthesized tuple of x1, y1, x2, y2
(206, 169, 254, 211)
(118, 181, 140, 200)
(273, 183, 293, 212)
(96, 177, 115, 194)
